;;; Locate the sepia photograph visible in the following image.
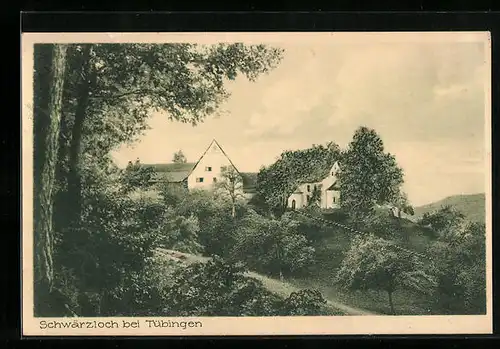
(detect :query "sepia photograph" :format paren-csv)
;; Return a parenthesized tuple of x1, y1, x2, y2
(21, 32, 492, 336)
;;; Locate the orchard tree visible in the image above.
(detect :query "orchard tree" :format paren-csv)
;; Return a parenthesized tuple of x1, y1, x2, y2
(172, 150, 187, 164)
(430, 221, 486, 314)
(338, 127, 404, 220)
(232, 211, 315, 279)
(418, 206, 466, 238)
(215, 165, 244, 218)
(336, 234, 435, 314)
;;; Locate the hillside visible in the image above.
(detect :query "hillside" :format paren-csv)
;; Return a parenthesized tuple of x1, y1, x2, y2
(412, 193, 485, 224)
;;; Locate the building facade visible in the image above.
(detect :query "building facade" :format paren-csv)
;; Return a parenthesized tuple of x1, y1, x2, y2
(287, 162, 341, 210)
(144, 139, 257, 198)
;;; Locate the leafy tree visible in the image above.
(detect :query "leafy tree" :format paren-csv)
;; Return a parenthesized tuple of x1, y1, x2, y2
(418, 205, 466, 238)
(34, 42, 283, 315)
(336, 234, 435, 314)
(232, 211, 315, 279)
(215, 165, 244, 218)
(176, 189, 238, 257)
(337, 127, 404, 219)
(164, 257, 284, 316)
(256, 142, 341, 215)
(33, 43, 69, 316)
(430, 221, 486, 314)
(281, 289, 329, 316)
(391, 191, 414, 218)
(120, 159, 157, 193)
(172, 150, 187, 163)
(307, 185, 322, 208)
(161, 213, 204, 255)
(155, 181, 189, 207)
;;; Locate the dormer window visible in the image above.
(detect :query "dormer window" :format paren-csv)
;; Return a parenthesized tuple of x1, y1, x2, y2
(205, 166, 212, 172)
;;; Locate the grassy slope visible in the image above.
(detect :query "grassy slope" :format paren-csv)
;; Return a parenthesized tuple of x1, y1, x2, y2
(412, 193, 485, 224)
(292, 209, 438, 315)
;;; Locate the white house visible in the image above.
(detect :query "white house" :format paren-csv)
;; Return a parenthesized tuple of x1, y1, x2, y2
(143, 139, 257, 199)
(287, 161, 341, 210)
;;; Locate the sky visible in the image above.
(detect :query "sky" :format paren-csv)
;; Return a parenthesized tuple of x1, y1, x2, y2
(112, 34, 489, 206)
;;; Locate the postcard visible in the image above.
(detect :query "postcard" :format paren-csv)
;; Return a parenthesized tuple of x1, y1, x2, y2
(21, 31, 492, 336)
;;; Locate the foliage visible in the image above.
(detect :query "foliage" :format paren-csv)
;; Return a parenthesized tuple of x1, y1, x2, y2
(163, 257, 284, 316)
(161, 214, 204, 255)
(164, 257, 330, 316)
(172, 150, 187, 163)
(35, 42, 283, 316)
(120, 159, 157, 193)
(281, 289, 329, 316)
(429, 221, 486, 314)
(232, 211, 315, 278)
(418, 205, 466, 238)
(336, 234, 435, 314)
(256, 142, 341, 215)
(176, 189, 238, 257)
(215, 165, 245, 217)
(337, 127, 404, 219)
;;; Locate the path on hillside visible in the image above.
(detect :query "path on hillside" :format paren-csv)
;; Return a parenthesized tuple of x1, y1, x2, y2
(156, 248, 377, 316)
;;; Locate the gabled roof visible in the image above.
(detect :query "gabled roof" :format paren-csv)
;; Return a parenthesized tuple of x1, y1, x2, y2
(326, 181, 340, 191)
(143, 162, 195, 183)
(186, 139, 242, 179)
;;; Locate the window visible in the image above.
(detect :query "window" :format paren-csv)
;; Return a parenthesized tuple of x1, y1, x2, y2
(314, 185, 317, 190)
(307, 185, 311, 192)
(333, 197, 336, 203)
(213, 177, 217, 183)
(291, 200, 296, 210)
(205, 166, 212, 171)
(332, 172, 334, 176)
(196, 177, 204, 183)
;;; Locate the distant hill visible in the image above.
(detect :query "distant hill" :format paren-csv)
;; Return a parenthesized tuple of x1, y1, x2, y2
(412, 193, 485, 224)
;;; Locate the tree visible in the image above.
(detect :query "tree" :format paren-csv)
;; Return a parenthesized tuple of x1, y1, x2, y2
(256, 142, 341, 215)
(391, 191, 414, 219)
(232, 211, 315, 279)
(33, 43, 69, 316)
(54, 42, 283, 230)
(418, 205, 466, 238)
(336, 234, 435, 314)
(337, 127, 404, 219)
(172, 150, 187, 163)
(215, 165, 244, 218)
(281, 289, 329, 316)
(120, 158, 156, 193)
(430, 221, 486, 314)
(35, 42, 283, 316)
(164, 257, 284, 316)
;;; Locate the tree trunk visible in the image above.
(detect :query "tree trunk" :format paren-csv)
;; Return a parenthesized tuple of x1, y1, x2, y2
(66, 44, 93, 228)
(231, 196, 236, 218)
(387, 290, 395, 315)
(33, 43, 68, 316)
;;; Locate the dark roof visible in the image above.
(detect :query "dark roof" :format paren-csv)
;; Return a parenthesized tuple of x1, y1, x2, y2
(143, 162, 195, 183)
(240, 172, 258, 193)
